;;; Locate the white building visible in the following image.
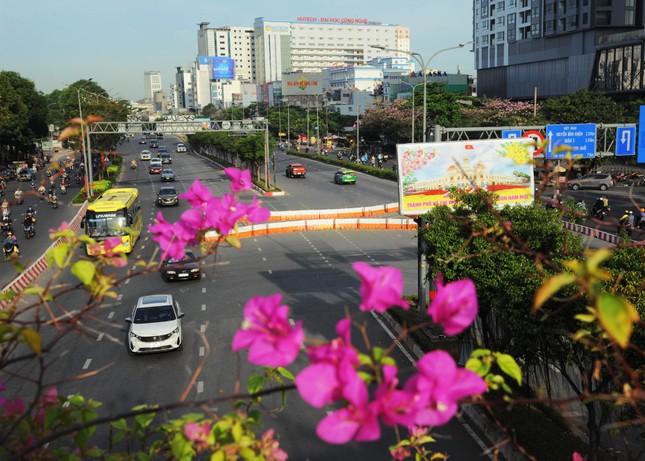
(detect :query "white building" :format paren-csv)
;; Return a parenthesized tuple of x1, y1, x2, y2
(197, 22, 255, 82)
(253, 17, 410, 85)
(143, 71, 162, 101)
(174, 67, 193, 110)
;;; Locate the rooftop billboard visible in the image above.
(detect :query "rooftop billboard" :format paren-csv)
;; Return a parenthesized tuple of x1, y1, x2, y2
(282, 72, 323, 96)
(211, 57, 235, 80)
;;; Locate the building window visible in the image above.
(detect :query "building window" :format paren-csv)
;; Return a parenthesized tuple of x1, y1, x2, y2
(496, 31, 505, 41)
(482, 35, 489, 45)
(545, 19, 555, 32)
(508, 13, 516, 24)
(531, 23, 540, 36)
(498, 16, 505, 26)
(567, 15, 578, 27)
(509, 0, 516, 5)
(498, 1, 505, 11)
(625, 10, 635, 25)
(545, 2, 555, 14)
(559, 18, 566, 30)
(482, 5, 489, 17)
(595, 11, 611, 25)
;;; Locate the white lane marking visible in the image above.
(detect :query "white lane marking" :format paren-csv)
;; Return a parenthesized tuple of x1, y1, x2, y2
(107, 312, 114, 319)
(125, 278, 131, 284)
(268, 269, 272, 275)
(131, 265, 137, 271)
(201, 304, 206, 311)
(197, 381, 204, 393)
(370, 311, 416, 364)
(262, 257, 267, 261)
(201, 287, 206, 293)
(200, 324, 206, 333)
(456, 414, 495, 461)
(97, 333, 104, 342)
(117, 294, 123, 302)
(82, 359, 92, 370)
(257, 247, 263, 252)
(199, 347, 205, 357)
(288, 318, 295, 326)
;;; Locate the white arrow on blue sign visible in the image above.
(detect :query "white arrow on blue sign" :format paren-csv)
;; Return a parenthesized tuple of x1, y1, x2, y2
(615, 127, 636, 156)
(545, 123, 597, 159)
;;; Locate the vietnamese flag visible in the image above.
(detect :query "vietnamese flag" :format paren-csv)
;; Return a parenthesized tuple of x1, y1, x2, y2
(465, 144, 474, 150)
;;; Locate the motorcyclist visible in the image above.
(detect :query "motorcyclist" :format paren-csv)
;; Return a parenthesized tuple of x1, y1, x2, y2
(3, 230, 19, 258)
(638, 208, 645, 229)
(25, 206, 36, 220)
(592, 196, 608, 218)
(50, 192, 59, 208)
(0, 179, 6, 196)
(23, 214, 35, 238)
(618, 210, 635, 236)
(14, 188, 24, 204)
(1, 200, 9, 218)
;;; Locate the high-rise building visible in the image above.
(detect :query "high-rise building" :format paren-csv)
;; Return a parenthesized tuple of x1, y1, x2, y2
(197, 22, 255, 82)
(253, 17, 410, 84)
(473, 0, 645, 99)
(174, 67, 193, 110)
(144, 71, 162, 101)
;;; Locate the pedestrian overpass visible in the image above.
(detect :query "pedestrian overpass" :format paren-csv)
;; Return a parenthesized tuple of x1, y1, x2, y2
(86, 118, 268, 136)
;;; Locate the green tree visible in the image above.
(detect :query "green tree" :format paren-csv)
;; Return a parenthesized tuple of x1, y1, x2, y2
(541, 89, 626, 124)
(0, 74, 30, 160)
(200, 103, 218, 119)
(359, 100, 413, 147)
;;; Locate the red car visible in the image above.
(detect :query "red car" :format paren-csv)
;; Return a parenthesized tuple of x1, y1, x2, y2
(149, 160, 163, 174)
(286, 163, 307, 178)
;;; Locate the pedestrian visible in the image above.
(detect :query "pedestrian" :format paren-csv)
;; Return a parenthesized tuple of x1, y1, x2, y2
(370, 155, 376, 168)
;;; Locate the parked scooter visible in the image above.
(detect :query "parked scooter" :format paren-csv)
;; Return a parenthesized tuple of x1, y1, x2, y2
(60, 184, 67, 194)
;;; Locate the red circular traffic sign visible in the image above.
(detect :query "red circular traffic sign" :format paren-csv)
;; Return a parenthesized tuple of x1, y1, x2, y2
(523, 130, 546, 156)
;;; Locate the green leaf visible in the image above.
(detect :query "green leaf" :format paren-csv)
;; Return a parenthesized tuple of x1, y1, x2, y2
(276, 367, 294, 381)
(47, 243, 69, 268)
(211, 451, 225, 461)
(496, 353, 522, 385)
(597, 292, 639, 349)
(21, 328, 42, 355)
(232, 421, 243, 442)
(111, 418, 128, 431)
(71, 260, 96, 286)
(534, 273, 577, 311)
(471, 348, 491, 358)
(574, 314, 596, 323)
(134, 411, 156, 429)
(225, 235, 241, 249)
(247, 375, 264, 394)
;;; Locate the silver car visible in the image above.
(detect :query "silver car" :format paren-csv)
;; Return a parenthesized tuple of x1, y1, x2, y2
(567, 173, 614, 191)
(125, 294, 184, 354)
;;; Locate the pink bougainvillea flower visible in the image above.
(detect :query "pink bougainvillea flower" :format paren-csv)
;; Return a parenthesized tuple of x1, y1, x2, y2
(175, 208, 204, 243)
(184, 421, 212, 443)
(232, 294, 304, 367)
(374, 364, 420, 426)
(296, 318, 360, 408)
(572, 453, 587, 461)
(315, 378, 381, 444)
(257, 429, 288, 461)
(405, 350, 486, 427)
(225, 167, 253, 193)
(353, 262, 409, 313)
(149, 212, 187, 260)
(245, 196, 271, 223)
(179, 179, 213, 209)
(205, 194, 247, 236)
(5, 397, 25, 417)
(427, 274, 478, 335)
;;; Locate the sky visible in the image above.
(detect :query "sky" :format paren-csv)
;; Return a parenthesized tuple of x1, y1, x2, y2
(1, 0, 475, 101)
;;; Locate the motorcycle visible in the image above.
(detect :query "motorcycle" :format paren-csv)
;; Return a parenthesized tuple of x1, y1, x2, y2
(3, 240, 19, 258)
(1, 218, 13, 236)
(130, 159, 137, 170)
(23, 218, 35, 239)
(14, 191, 24, 205)
(49, 194, 59, 209)
(60, 185, 67, 194)
(592, 205, 610, 221)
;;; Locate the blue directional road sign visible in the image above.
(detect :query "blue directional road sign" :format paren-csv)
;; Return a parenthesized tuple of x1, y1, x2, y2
(502, 129, 521, 139)
(616, 127, 636, 156)
(638, 106, 645, 163)
(545, 123, 597, 159)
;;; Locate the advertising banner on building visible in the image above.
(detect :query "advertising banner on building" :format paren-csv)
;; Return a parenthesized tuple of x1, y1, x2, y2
(282, 72, 323, 96)
(396, 139, 535, 216)
(211, 57, 235, 80)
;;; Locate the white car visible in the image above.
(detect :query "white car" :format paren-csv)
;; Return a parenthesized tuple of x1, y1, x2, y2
(125, 294, 184, 354)
(139, 150, 152, 161)
(176, 143, 187, 153)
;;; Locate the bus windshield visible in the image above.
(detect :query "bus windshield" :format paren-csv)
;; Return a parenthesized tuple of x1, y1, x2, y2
(86, 210, 128, 238)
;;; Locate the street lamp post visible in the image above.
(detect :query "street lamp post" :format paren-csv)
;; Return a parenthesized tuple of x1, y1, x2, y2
(398, 81, 425, 143)
(68, 79, 94, 198)
(369, 43, 471, 310)
(371, 43, 472, 142)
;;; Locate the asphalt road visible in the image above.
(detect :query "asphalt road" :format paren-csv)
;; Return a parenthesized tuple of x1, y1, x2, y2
(4, 138, 492, 460)
(7, 140, 641, 459)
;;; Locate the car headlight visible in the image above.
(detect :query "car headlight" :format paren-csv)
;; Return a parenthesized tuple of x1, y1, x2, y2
(190, 268, 200, 273)
(172, 327, 180, 335)
(130, 331, 143, 340)
(166, 270, 176, 275)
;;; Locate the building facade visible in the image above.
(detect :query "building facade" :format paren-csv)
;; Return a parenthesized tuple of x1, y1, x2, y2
(254, 17, 410, 85)
(143, 71, 162, 101)
(197, 22, 255, 82)
(473, 0, 645, 99)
